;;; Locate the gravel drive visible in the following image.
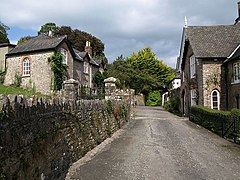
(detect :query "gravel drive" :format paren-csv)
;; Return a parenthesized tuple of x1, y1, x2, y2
(66, 106, 240, 180)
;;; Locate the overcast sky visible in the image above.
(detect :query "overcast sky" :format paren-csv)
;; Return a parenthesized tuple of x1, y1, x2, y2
(0, 0, 239, 67)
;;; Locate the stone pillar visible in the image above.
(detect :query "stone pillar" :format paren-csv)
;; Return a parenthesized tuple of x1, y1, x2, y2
(64, 79, 78, 101)
(104, 77, 117, 100)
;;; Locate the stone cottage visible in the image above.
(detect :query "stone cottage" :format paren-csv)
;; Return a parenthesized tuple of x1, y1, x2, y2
(4, 35, 103, 95)
(177, 23, 240, 115)
(74, 42, 103, 94)
(4, 34, 75, 94)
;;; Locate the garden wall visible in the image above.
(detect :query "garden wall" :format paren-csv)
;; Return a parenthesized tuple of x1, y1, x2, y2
(0, 95, 130, 180)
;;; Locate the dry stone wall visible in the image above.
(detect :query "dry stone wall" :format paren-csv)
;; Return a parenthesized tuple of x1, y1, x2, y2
(0, 95, 130, 180)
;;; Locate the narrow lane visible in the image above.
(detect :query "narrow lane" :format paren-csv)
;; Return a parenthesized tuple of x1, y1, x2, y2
(67, 106, 240, 180)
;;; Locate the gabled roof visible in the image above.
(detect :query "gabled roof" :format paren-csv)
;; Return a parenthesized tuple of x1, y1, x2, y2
(224, 44, 240, 63)
(74, 49, 99, 66)
(73, 48, 84, 61)
(185, 24, 240, 58)
(0, 43, 16, 48)
(7, 34, 67, 56)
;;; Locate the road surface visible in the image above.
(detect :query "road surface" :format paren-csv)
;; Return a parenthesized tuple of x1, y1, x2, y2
(66, 106, 240, 180)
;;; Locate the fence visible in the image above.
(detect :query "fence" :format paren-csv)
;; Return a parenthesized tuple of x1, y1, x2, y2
(189, 106, 240, 143)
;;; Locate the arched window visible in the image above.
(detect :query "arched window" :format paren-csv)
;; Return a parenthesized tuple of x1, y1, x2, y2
(22, 57, 30, 76)
(211, 90, 220, 110)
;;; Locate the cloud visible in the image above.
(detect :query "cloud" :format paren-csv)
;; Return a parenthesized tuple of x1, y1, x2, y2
(0, 0, 238, 67)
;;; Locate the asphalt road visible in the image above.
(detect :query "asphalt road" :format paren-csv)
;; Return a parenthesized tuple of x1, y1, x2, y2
(66, 106, 240, 180)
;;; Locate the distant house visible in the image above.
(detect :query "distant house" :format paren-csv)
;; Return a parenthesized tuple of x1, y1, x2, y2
(162, 74, 181, 107)
(4, 34, 103, 95)
(177, 24, 240, 115)
(74, 43, 102, 94)
(0, 43, 15, 70)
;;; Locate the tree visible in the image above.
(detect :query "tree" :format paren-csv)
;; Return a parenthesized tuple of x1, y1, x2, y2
(17, 36, 33, 44)
(58, 26, 105, 58)
(38, 22, 59, 36)
(0, 22, 9, 43)
(107, 48, 175, 105)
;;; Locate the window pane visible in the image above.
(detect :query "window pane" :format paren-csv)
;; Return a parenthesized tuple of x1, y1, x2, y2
(23, 58, 30, 75)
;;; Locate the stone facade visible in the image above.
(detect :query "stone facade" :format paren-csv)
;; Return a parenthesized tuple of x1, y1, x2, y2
(0, 95, 131, 179)
(4, 43, 74, 95)
(222, 58, 240, 110)
(4, 51, 54, 94)
(0, 44, 15, 70)
(180, 43, 224, 115)
(202, 60, 223, 108)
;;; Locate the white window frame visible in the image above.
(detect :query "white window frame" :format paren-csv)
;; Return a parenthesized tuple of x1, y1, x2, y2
(23, 58, 30, 76)
(190, 55, 196, 78)
(211, 90, 220, 110)
(61, 48, 67, 64)
(232, 62, 240, 84)
(190, 89, 197, 106)
(84, 62, 88, 74)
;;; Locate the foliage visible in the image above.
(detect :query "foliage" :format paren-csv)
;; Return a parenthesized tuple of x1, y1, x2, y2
(115, 79, 121, 88)
(13, 71, 22, 87)
(0, 68, 6, 84)
(58, 25, 106, 59)
(38, 22, 59, 36)
(17, 36, 33, 44)
(164, 97, 180, 113)
(93, 70, 104, 88)
(0, 21, 9, 43)
(107, 48, 175, 97)
(190, 106, 240, 141)
(146, 90, 161, 106)
(0, 85, 44, 97)
(48, 52, 68, 91)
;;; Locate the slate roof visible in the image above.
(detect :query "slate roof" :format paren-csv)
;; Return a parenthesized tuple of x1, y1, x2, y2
(7, 34, 66, 56)
(0, 43, 15, 48)
(186, 24, 240, 58)
(73, 49, 99, 66)
(224, 44, 240, 63)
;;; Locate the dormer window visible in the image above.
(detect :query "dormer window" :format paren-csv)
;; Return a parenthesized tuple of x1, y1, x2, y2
(190, 55, 196, 78)
(61, 48, 67, 64)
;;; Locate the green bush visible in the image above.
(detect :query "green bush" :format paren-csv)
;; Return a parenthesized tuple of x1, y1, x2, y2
(164, 97, 180, 113)
(190, 105, 240, 141)
(146, 90, 161, 106)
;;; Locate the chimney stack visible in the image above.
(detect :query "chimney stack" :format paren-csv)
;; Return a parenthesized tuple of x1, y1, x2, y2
(238, 1, 240, 17)
(235, 1, 240, 24)
(85, 41, 93, 57)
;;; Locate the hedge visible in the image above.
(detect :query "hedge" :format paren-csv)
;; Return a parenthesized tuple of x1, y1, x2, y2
(190, 105, 240, 143)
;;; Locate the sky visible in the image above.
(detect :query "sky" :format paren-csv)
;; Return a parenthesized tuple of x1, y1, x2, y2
(0, 0, 239, 68)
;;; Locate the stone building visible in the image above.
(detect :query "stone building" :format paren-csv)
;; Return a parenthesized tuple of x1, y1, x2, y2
(3, 35, 103, 95)
(222, 45, 240, 110)
(0, 43, 15, 70)
(4, 34, 75, 94)
(177, 23, 240, 115)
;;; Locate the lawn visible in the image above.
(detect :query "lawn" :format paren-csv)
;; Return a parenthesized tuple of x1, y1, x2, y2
(0, 85, 45, 97)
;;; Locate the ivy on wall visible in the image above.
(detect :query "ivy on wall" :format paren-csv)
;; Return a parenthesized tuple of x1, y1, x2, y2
(48, 52, 68, 91)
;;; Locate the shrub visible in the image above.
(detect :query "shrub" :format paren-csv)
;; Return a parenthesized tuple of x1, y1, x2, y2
(190, 105, 240, 142)
(146, 90, 161, 106)
(164, 97, 180, 113)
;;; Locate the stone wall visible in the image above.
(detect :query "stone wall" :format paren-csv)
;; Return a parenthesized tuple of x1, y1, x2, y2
(202, 60, 223, 108)
(0, 95, 130, 180)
